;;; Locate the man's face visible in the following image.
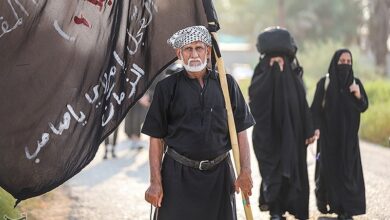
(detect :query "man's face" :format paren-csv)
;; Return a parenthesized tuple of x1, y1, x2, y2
(176, 41, 211, 72)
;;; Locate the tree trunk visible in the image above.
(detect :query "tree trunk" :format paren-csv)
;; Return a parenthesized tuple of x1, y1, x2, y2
(277, 0, 286, 27)
(368, 0, 390, 75)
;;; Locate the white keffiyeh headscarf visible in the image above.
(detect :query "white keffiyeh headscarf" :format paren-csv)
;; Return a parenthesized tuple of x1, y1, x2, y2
(167, 25, 212, 49)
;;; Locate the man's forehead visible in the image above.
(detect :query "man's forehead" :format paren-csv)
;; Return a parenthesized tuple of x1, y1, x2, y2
(182, 41, 207, 48)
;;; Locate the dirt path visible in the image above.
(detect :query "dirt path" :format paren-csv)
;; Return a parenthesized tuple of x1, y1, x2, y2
(19, 128, 390, 220)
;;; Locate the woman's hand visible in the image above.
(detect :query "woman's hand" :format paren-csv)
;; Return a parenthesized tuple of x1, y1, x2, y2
(269, 57, 284, 71)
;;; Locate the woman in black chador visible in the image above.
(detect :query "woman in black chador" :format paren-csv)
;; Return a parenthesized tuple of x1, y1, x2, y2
(311, 49, 368, 220)
(249, 28, 316, 220)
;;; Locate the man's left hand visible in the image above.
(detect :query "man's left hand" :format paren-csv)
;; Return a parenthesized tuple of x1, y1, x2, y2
(234, 169, 253, 205)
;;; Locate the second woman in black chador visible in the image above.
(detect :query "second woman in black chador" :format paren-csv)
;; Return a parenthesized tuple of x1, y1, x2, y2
(311, 49, 368, 220)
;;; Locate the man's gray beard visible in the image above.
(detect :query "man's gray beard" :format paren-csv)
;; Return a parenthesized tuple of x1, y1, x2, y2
(180, 55, 208, 73)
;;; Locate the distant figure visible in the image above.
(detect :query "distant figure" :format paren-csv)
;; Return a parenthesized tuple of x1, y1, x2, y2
(103, 129, 118, 159)
(124, 94, 150, 150)
(124, 63, 182, 151)
(311, 49, 368, 220)
(249, 27, 316, 220)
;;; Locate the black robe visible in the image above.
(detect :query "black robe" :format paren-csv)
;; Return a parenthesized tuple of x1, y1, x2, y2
(249, 56, 314, 219)
(311, 49, 368, 216)
(142, 69, 255, 220)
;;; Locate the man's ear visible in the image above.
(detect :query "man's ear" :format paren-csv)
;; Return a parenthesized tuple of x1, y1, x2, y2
(207, 46, 212, 58)
(176, 49, 181, 60)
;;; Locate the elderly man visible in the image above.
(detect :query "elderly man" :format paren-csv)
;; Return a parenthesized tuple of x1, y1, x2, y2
(141, 25, 255, 220)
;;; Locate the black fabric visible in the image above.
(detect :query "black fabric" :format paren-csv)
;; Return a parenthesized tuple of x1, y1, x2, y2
(202, 0, 220, 32)
(0, 0, 212, 201)
(249, 56, 314, 219)
(158, 155, 236, 220)
(141, 70, 255, 161)
(335, 64, 352, 86)
(311, 49, 368, 216)
(256, 28, 297, 58)
(142, 69, 254, 220)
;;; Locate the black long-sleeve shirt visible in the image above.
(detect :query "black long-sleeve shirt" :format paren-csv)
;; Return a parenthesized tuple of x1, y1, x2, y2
(141, 69, 255, 160)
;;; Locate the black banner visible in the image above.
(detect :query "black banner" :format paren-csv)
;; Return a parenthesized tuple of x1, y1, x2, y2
(0, 0, 210, 201)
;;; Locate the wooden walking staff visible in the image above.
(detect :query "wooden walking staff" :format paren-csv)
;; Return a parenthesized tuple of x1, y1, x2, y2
(209, 30, 254, 220)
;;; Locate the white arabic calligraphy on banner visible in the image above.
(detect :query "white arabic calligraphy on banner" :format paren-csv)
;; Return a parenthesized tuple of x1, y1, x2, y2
(0, 0, 38, 39)
(24, 0, 157, 162)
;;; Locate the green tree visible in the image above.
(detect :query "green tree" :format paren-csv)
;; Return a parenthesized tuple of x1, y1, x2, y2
(285, 0, 362, 45)
(214, 0, 277, 41)
(214, 0, 363, 46)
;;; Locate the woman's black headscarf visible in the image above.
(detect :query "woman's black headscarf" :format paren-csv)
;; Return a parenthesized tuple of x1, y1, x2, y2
(328, 49, 354, 84)
(325, 49, 355, 114)
(322, 49, 366, 144)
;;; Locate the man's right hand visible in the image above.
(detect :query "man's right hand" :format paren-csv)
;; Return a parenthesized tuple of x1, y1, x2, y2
(145, 182, 163, 207)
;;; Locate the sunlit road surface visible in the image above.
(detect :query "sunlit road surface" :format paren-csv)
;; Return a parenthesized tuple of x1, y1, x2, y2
(65, 127, 390, 220)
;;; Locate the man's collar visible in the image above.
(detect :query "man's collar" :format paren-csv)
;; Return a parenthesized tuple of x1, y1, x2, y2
(209, 69, 218, 79)
(182, 68, 217, 80)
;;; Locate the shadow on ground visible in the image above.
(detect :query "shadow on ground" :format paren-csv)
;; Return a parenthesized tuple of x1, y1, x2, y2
(68, 140, 147, 188)
(317, 217, 338, 220)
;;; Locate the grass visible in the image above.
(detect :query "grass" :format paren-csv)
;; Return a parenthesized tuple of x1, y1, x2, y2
(0, 187, 21, 219)
(237, 78, 251, 100)
(0, 187, 66, 220)
(360, 102, 390, 146)
(360, 80, 390, 147)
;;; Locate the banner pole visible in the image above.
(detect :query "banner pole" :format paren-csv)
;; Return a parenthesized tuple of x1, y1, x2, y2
(210, 31, 254, 220)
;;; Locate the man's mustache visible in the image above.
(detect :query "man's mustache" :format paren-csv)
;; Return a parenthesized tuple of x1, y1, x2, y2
(188, 58, 203, 65)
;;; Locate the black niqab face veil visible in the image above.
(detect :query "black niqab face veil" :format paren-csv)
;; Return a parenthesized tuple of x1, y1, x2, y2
(336, 64, 352, 86)
(328, 49, 354, 88)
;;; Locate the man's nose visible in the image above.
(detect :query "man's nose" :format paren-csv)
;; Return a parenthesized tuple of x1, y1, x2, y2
(191, 49, 199, 58)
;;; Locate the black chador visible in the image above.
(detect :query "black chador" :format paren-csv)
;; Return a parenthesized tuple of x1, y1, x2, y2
(249, 56, 314, 220)
(311, 49, 368, 217)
